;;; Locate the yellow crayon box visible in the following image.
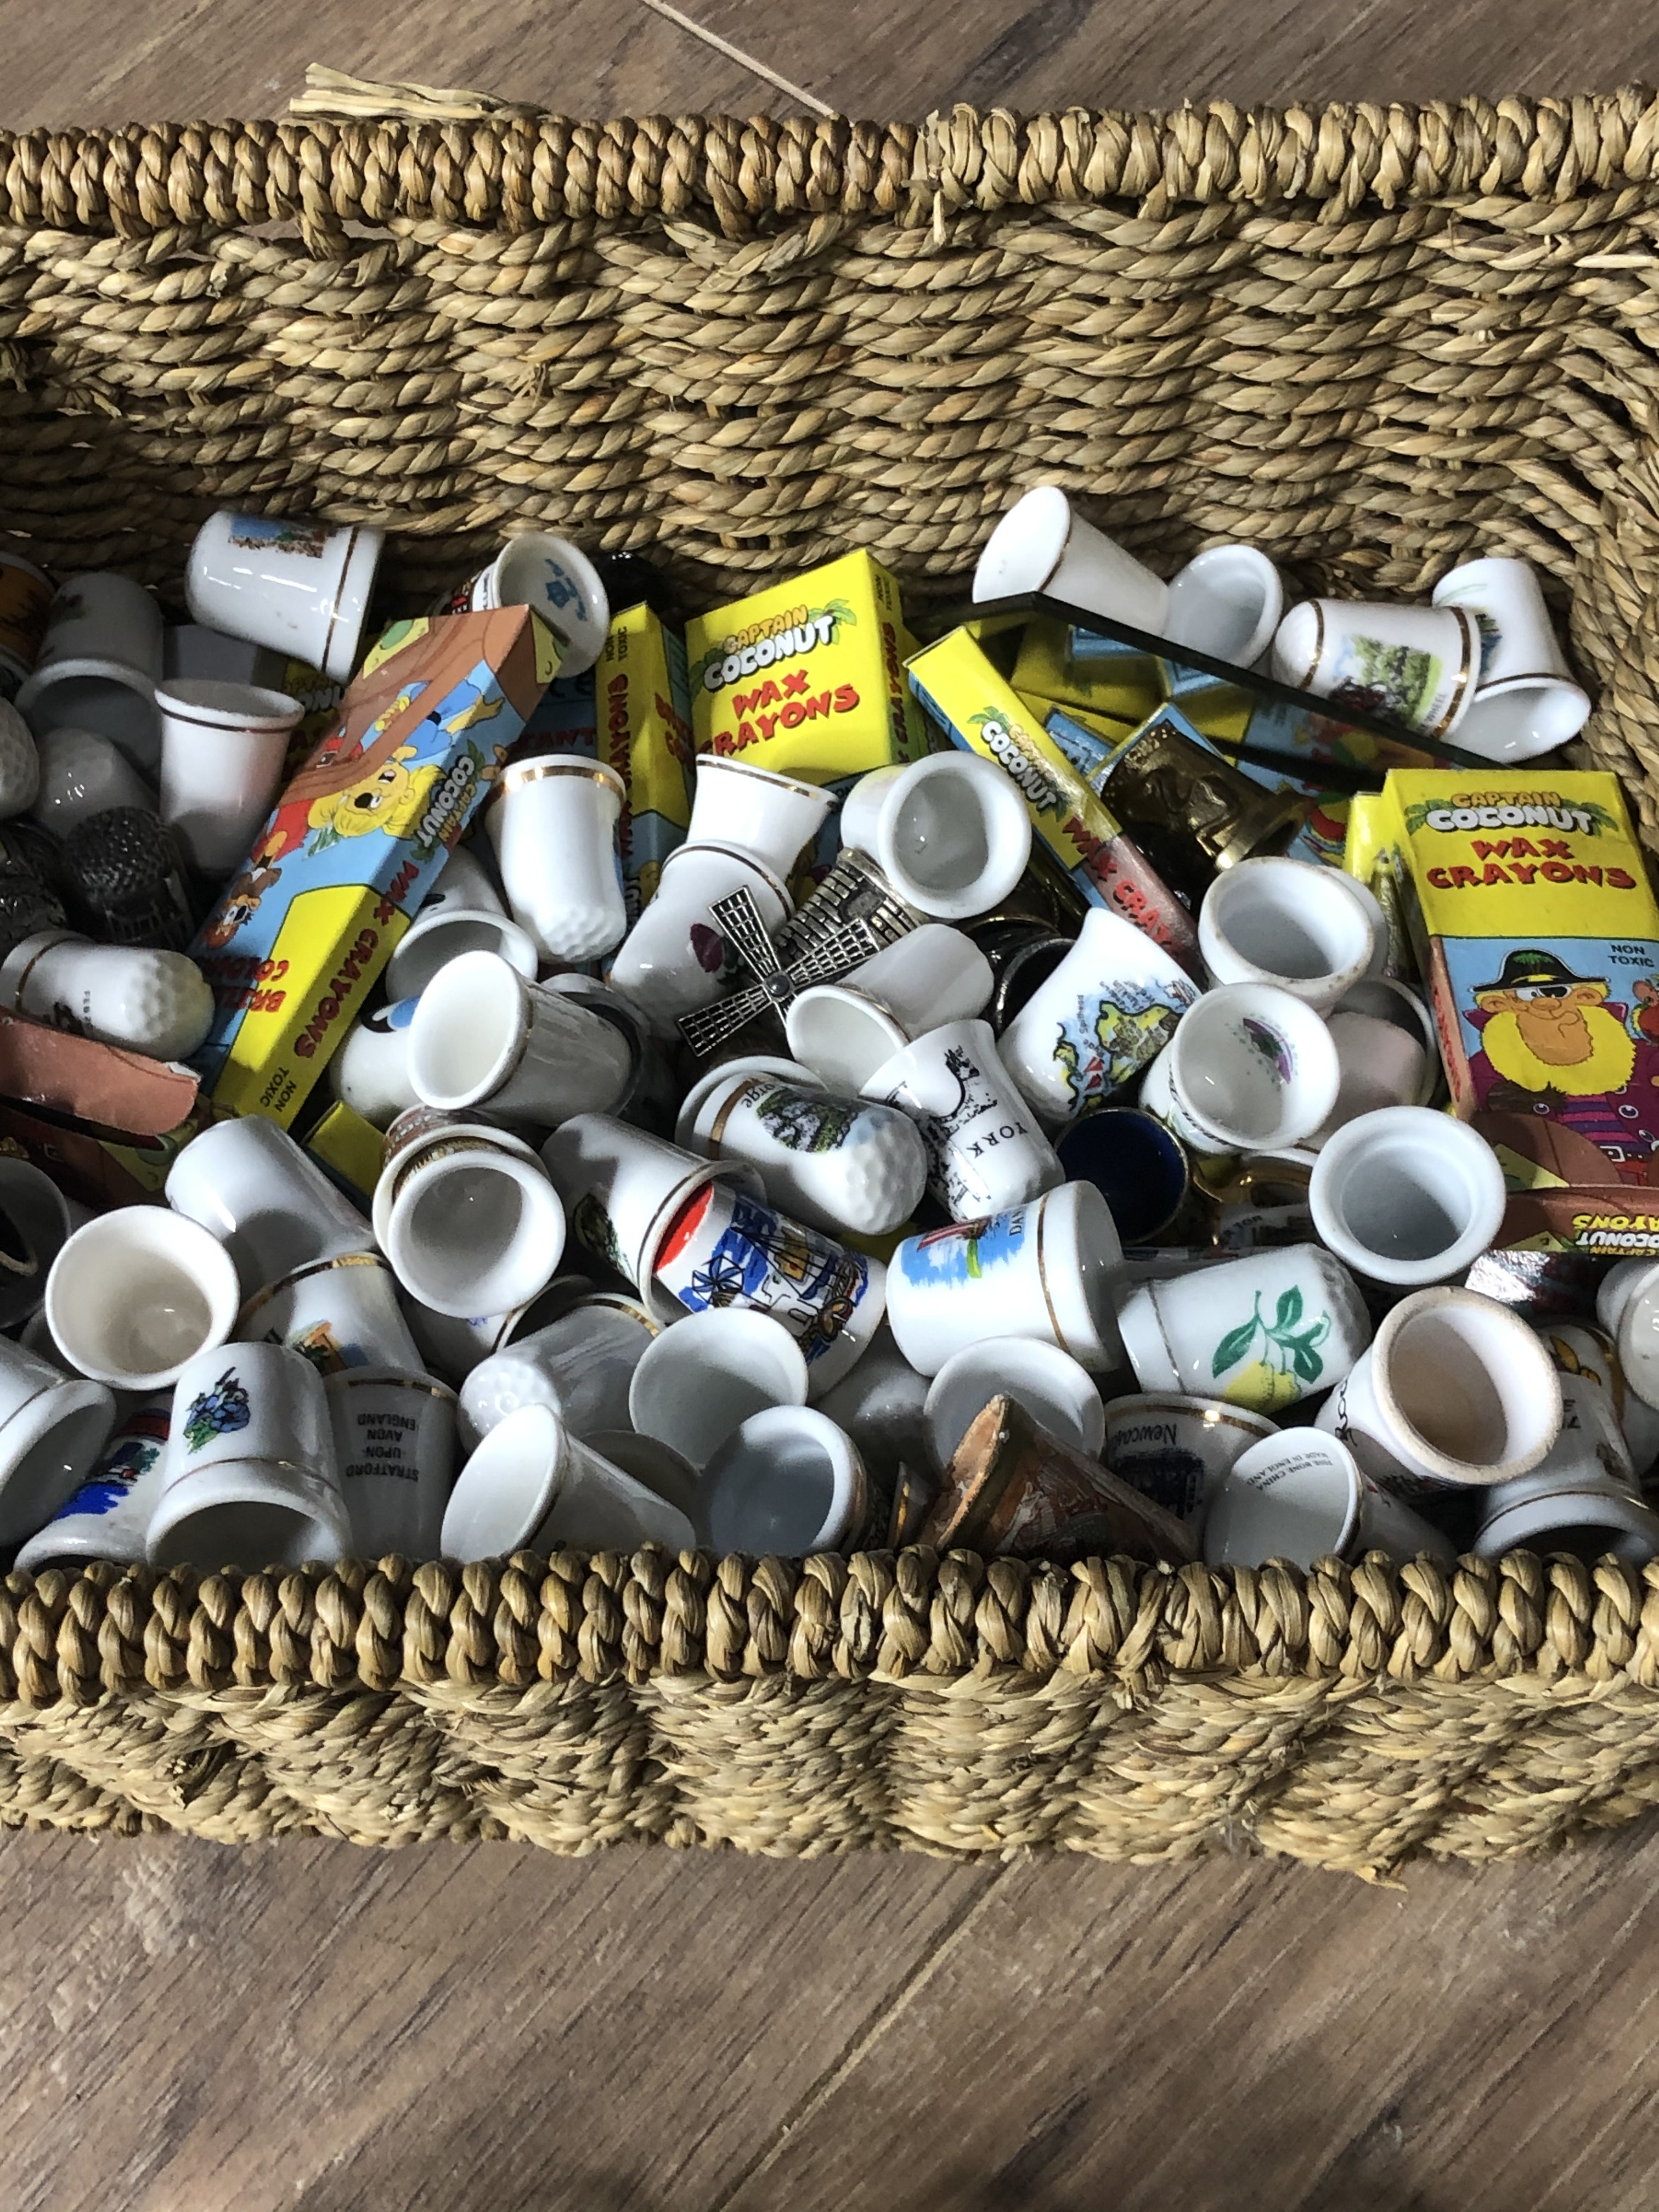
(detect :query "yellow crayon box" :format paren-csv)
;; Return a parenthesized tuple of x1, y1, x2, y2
(597, 603, 695, 917)
(1364, 768, 1659, 1252)
(906, 628, 1199, 965)
(687, 551, 927, 784)
(1009, 616, 1165, 729)
(190, 606, 558, 1129)
(303, 1098, 387, 1212)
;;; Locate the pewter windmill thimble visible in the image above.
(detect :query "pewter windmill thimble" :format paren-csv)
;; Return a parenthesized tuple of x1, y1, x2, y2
(773, 846, 925, 968)
(675, 886, 879, 1058)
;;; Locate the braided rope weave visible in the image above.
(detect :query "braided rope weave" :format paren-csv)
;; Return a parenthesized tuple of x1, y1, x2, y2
(3, 1549, 1657, 1871)
(7, 95, 1659, 238)
(4, 94, 1659, 1864)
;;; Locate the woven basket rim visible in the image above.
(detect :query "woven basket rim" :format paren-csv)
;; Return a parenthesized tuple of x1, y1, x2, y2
(7, 1547, 1657, 1703)
(8, 88, 1659, 244)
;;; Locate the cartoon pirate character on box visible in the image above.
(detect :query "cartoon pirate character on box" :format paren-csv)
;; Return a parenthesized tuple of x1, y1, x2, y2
(1463, 947, 1659, 1167)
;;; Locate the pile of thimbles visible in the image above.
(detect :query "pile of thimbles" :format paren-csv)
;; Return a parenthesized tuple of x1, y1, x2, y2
(0, 516, 415, 1065)
(0, 499, 1650, 1586)
(976, 486, 1592, 764)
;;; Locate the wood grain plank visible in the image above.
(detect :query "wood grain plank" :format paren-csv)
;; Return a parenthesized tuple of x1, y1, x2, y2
(0, 0, 772, 132)
(752, 0, 1659, 114)
(0, 1829, 993, 2212)
(8, 1816, 1658, 2211)
(7, 0, 1658, 131)
(718, 1822, 1659, 2212)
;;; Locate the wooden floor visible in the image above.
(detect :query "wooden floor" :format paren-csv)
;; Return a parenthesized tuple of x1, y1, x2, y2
(8, 0, 1659, 125)
(7, 8, 1659, 2210)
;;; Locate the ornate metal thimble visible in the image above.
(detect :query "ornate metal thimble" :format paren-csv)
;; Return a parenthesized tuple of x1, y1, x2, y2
(772, 847, 925, 968)
(676, 885, 879, 1058)
(61, 805, 196, 951)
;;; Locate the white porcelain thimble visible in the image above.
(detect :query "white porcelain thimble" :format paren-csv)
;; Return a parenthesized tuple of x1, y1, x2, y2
(650, 1178, 888, 1400)
(237, 1251, 423, 1375)
(0, 931, 216, 1061)
(1431, 554, 1591, 764)
(16, 571, 165, 768)
(582, 1429, 701, 1528)
(382, 868, 538, 1002)
(884, 1183, 1124, 1378)
(699, 1406, 868, 1554)
(1204, 1430, 1457, 1570)
(331, 998, 422, 1129)
(373, 1113, 567, 1320)
(150, 1341, 353, 1569)
(165, 1116, 377, 1291)
(1198, 856, 1379, 1014)
(627, 1308, 810, 1470)
(399, 1271, 598, 1392)
(784, 925, 995, 1092)
(408, 949, 634, 1126)
(1271, 598, 1481, 741)
(1471, 1464, 1659, 1565)
(46, 1207, 241, 1390)
(1000, 907, 1201, 1126)
(539, 1113, 760, 1316)
(972, 486, 1170, 634)
(184, 512, 383, 686)
(484, 755, 629, 963)
(0, 1158, 72, 1331)
(1138, 984, 1341, 1154)
(1314, 1286, 1562, 1493)
(864, 1017, 1063, 1219)
(676, 1058, 928, 1238)
(14, 1394, 170, 1571)
(685, 755, 835, 881)
(454, 532, 611, 676)
(837, 753, 1032, 921)
(441, 1402, 695, 1559)
(326, 1367, 459, 1559)
(1312, 1002, 1435, 1139)
(1114, 1244, 1370, 1417)
(1163, 545, 1283, 669)
(1309, 1107, 1507, 1286)
(0, 1334, 116, 1545)
(30, 725, 155, 834)
(605, 840, 792, 1037)
(155, 678, 302, 874)
(458, 1290, 659, 1448)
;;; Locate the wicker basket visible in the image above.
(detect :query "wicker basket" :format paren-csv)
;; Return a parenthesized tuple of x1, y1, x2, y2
(5, 89, 1659, 1873)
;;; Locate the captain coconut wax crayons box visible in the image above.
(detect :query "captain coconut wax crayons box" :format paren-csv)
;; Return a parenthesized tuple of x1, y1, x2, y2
(1354, 768, 1659, 1255)
(686, 551, 928, 786)
(905, 627, 1200, 968)
(189, 604, 560, 1128)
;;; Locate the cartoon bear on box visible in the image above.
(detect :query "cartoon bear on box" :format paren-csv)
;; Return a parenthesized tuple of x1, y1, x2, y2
(257, 734, 439, 866)
(199, 710, 444, 945)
